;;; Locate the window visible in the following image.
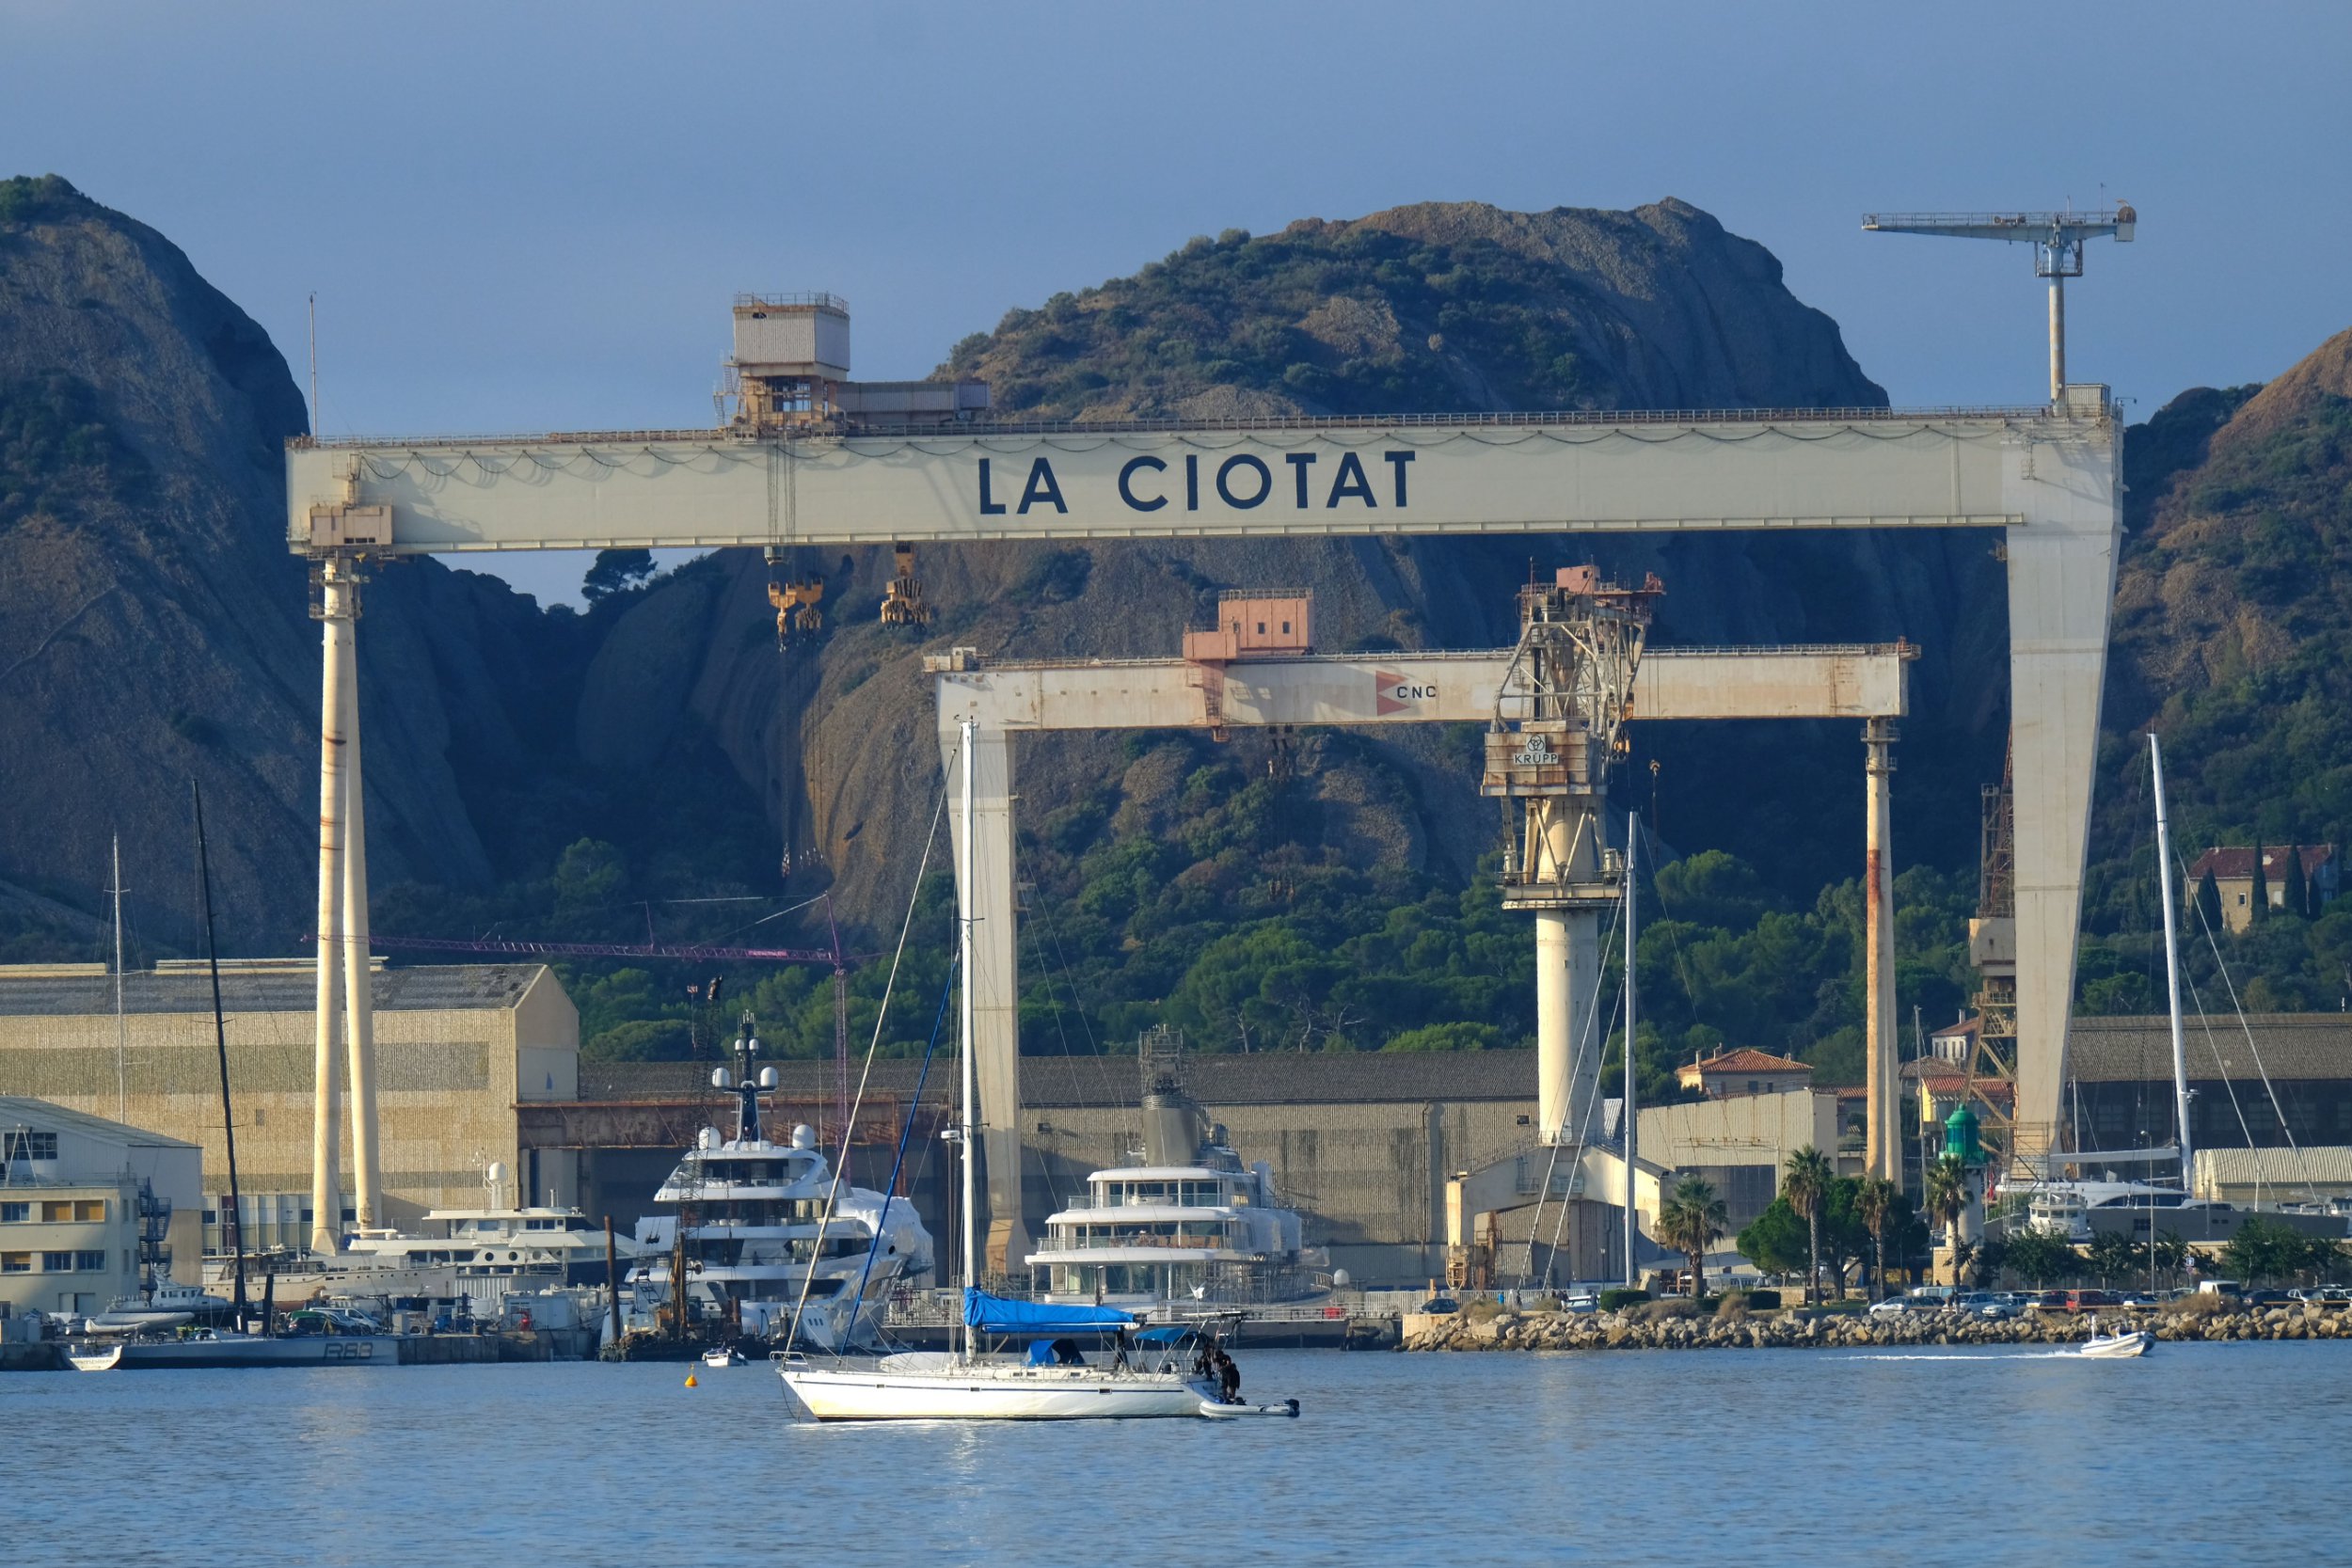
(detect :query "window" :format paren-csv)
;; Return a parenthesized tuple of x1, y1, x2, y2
(76, 1251, 105, 1272)
(2, 1131, 57, 1162)
(41, 1251, 74, 1272)
(0, 1253, 28, 1274)
(0, 1203, 24, 1223)
(41, 1201, 72, 1223)
(74, 1199, 103, 1223)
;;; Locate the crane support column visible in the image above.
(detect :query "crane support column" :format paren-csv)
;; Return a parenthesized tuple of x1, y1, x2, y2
(339, 653, 383, 1230)
(943, 721, 1029, 1275)
(2005, 417, 2122, 1170)
(1864, 718, 1899, 1186)
(2048, 272, 2065, 404)
(309, 557, 353, 1254)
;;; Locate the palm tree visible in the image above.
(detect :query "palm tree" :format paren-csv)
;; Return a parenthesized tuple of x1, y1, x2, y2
(1924, 1154, 1970, 1286)
(1656, 1175, 1727, 1301)
(1855, 1176, 1898, 1302)
(1783, 1145, 1834, 1306)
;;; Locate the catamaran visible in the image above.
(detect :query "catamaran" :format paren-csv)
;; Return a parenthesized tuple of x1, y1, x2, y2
(778, 720, 1298, 1422)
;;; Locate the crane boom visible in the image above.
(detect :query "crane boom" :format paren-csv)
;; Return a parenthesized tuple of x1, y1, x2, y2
(349, 932, 846, 966)
(1864, 204, 2137, 402)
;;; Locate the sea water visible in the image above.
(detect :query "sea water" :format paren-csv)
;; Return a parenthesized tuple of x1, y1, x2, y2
(6, 1342, 2345, 1566)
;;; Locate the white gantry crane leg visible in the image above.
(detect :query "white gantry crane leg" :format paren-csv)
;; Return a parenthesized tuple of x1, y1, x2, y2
(309, 557, 350, 1254)
(941, 720, 1029, 1275)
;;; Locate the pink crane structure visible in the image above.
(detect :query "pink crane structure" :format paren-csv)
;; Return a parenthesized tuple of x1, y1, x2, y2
(343, 906, 859, 1138)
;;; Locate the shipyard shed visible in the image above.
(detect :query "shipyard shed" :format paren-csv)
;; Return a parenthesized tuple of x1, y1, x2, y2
(0, 960, 579, 1249)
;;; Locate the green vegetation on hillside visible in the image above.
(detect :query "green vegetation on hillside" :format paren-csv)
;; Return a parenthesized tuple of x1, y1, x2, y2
(945, 222, 1597, 417)
(2077, 360, 2352, 1013)
(0, 372, 151, 527)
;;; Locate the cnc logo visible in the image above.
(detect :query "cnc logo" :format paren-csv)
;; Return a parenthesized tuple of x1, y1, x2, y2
(1375, 671, 1437, 717)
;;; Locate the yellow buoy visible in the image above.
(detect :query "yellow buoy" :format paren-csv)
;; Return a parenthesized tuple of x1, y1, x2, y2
(684, 1372, 698, 1388)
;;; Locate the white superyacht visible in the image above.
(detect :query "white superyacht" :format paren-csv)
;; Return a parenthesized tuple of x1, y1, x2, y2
(618, 1026, 932, 1351)
(1026, 1030, 1331, 1316)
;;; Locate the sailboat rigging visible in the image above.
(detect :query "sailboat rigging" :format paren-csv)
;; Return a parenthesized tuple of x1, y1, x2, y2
(194, 779, 251, 1327)
(777, 719, 1297, 1421)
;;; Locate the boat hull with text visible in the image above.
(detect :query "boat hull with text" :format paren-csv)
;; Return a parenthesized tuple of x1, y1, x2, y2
(72, 1333, 402, 1369)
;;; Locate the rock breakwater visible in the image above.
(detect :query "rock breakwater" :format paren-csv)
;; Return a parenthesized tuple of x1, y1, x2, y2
(1401, 1303, 2352, 1353)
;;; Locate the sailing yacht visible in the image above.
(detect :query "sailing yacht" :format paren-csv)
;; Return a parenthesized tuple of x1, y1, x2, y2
(779, 720, 1295, 1422)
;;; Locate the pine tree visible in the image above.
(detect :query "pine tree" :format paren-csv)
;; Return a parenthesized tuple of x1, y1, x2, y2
(2250, 843, 2270, 923)
(2196, 867, 2224, 934)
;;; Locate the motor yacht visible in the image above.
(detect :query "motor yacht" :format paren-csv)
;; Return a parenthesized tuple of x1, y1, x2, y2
(617, 1035, 931, 1351)
(1026, 1031, 1329, 1316)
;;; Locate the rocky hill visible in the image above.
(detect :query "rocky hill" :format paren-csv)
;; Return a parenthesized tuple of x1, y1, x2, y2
(0, 175, 580, 953)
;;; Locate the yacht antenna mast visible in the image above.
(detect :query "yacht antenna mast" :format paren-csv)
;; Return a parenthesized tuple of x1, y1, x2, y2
(2150, 735, 2194, 1189)
(957, 717, 977, 1363)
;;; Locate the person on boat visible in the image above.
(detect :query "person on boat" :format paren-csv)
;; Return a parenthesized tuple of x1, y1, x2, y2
(1111, 1326, 1135, 1372)
(1215, 1349, 1242, 1405)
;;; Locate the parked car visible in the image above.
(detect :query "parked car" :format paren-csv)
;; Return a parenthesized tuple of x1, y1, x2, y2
(2244, 1289, 2296, 1308)
(2031, 1291, 2070, 1312)
(2114, 1291, 2162, 1308)
(1559, 1290, 1600, 1315)
(1419, 1297, 1459, 1315)
(2061, 1289, 2119, 1314)
(1867, 1297, 1911, 1320)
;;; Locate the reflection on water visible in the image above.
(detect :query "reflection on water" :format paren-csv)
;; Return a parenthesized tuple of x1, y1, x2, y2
(6, 1344, 2347, 1566)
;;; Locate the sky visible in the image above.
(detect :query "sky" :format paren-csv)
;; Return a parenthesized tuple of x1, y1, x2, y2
(6, 0, 2348, 605)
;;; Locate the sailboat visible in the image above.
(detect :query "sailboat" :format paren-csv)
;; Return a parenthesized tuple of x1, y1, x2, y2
(72, 784, 398, 1370)
(777, 721, 1297, 1422)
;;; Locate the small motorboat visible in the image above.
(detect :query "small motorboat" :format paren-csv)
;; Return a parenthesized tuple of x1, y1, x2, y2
(66, 1343, 125, 1372)
(2077, 1316, 2151, 1358)
(1197, 1397, 1301, 1419)
(701, 1347, 745, 1369)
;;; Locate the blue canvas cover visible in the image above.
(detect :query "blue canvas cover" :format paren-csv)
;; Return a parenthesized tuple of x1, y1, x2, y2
(962, 1288, 1135, 1334)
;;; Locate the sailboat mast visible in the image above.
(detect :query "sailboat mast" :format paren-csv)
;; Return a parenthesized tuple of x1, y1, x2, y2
(957, 719, 977, 1361)
(193, 781, 248, 1321)
(2150, 735, 2194, 1190)
(111, 834, 127, 1123)
(1624, 813, 1639, 1290)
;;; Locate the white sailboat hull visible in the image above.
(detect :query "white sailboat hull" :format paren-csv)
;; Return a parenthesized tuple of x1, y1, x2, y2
(781, 1360, 1219, 1421)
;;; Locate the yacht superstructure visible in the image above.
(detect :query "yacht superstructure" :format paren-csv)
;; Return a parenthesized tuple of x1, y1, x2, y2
(209, 1193, 638, 1310)
(1027, 1031, 1329, 1313)
(620, 1027, 930, 1350)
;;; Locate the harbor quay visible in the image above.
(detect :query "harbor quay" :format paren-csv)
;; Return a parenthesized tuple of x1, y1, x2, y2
(1402, 1298, 2352, 1353)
